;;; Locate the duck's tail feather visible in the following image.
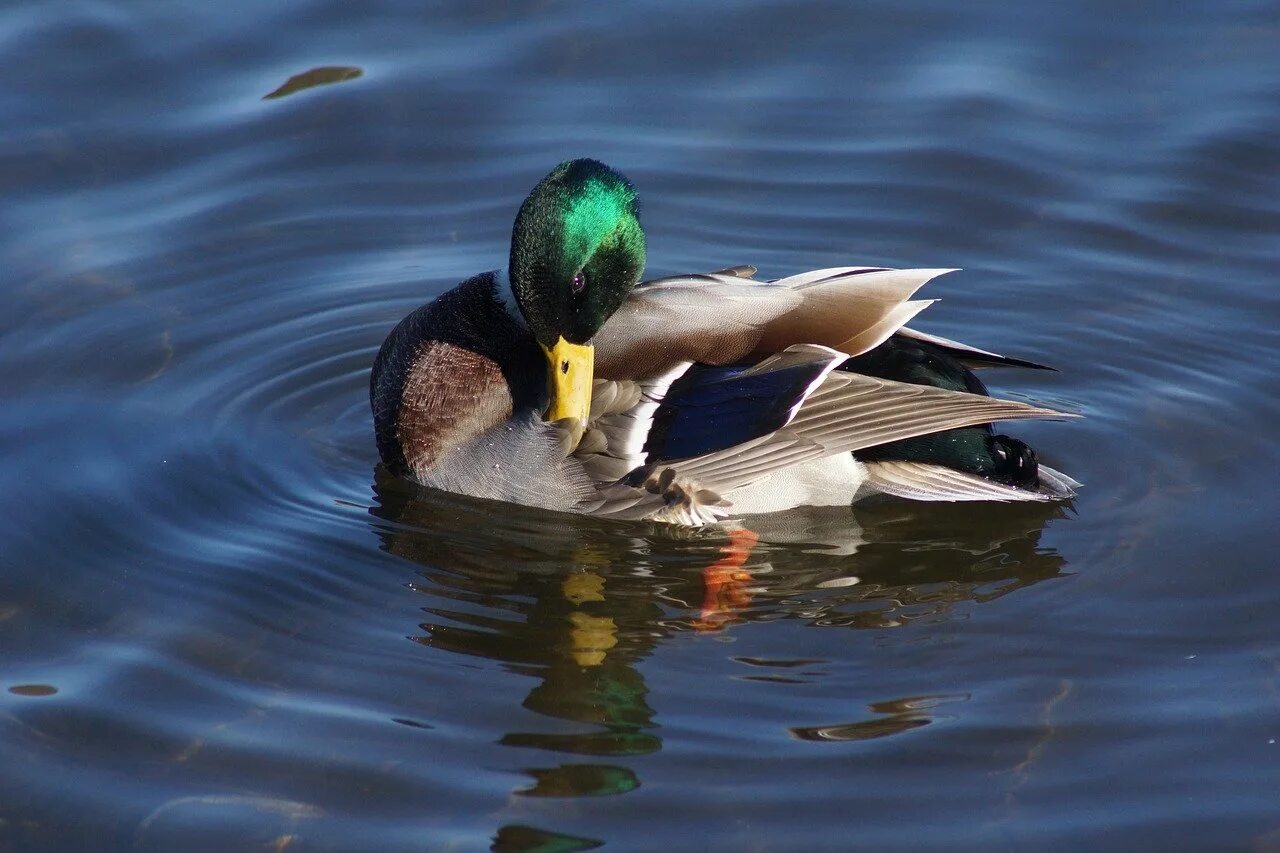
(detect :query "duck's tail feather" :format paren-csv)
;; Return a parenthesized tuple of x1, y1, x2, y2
(895, 326, 1057, 371)
(861, 460, 1080, 502)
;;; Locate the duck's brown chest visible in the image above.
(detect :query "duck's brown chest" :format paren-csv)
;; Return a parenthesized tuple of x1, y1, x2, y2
(370, 273, 542, 475)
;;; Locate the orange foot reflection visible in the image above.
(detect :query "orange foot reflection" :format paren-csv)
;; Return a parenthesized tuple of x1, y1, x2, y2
(692, 528, 759, 632)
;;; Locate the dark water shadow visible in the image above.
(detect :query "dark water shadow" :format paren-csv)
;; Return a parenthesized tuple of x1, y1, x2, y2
(790, 693, 971, 742)
(367, 467, 1069, 817)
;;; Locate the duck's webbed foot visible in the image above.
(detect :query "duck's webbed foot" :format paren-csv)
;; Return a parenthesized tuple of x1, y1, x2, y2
(629, 465, 732, 526)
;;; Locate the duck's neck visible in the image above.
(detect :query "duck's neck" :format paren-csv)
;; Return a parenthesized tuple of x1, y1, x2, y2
(493, 267, 528, 331)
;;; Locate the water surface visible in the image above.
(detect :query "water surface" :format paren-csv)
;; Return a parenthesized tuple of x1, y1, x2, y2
(2, 1, 1279, 849)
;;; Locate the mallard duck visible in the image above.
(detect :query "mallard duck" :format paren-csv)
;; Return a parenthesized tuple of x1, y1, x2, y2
(370, 159, 1079, 525)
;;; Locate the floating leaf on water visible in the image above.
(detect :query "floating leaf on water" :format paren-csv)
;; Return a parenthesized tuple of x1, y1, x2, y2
(262, 66, 363, 100)
(7, 684, 57, 697)
(391, 717, 435, 730)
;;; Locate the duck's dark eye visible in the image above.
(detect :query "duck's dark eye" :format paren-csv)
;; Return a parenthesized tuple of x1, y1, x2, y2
(570, 271, 587, 295)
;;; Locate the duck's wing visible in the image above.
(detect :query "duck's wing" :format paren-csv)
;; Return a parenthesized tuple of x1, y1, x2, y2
(635, 263, 1053, 371)
(594, 267, 955, 380)
(574, 344, 1076, 523)
(705, 264, 758, 278)
(657, 348, 1075, 494)
(860, 460, 1081, 502)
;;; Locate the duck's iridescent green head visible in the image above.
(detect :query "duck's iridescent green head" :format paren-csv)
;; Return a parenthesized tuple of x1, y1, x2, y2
(509, 159, 646, 348)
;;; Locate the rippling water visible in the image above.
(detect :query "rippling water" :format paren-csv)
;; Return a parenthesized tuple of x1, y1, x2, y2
(2, 1, 1278, 849)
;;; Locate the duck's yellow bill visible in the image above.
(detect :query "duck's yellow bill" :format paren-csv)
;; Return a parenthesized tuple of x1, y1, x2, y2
(541, 336, 594, 432)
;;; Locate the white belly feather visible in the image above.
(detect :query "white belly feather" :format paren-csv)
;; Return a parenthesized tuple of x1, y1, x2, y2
(724, 454, 866, 515)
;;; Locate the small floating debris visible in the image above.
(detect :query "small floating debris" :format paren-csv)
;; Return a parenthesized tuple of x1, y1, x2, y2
(262, 66, 363, 100)
(391, 717, 434, 730)
(8, 684, 57, 697)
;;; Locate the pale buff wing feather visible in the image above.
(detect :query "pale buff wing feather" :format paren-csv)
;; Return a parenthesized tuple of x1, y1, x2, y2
(753, 269, 956, 356)
(835, 299, 935, 355)
(593, 268, 958, 380)
(862, 460, 1081, 502)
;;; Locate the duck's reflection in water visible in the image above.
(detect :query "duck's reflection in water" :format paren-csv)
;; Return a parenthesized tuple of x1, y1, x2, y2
(369, 467, 1068, 805)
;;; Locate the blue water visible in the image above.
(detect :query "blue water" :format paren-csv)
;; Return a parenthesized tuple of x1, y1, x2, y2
(2, 1, 1279, 849)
